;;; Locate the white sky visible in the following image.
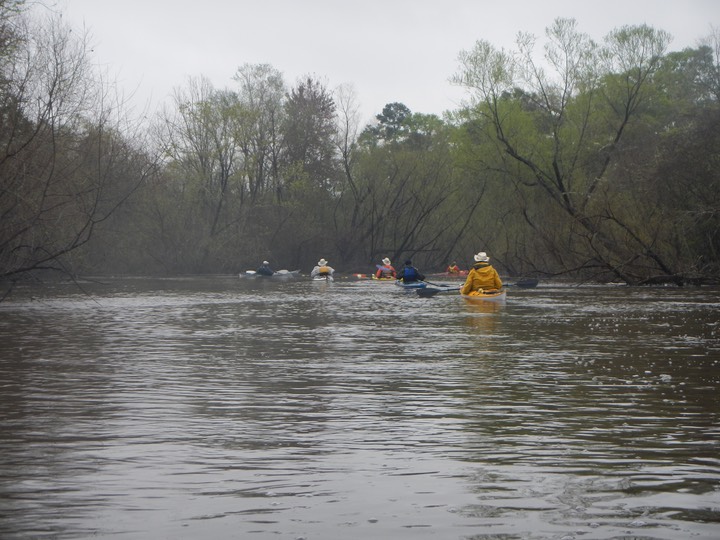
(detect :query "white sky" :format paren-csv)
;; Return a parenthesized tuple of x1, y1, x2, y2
(49, 0, 720, 125)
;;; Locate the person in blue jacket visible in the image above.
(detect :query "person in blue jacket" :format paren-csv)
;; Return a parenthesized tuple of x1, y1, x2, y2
(396, 259, 425, 283)
(256, 260, 274, 276)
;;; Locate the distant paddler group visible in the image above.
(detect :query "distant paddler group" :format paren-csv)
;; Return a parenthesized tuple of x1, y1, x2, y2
(239, 250, 536, 299)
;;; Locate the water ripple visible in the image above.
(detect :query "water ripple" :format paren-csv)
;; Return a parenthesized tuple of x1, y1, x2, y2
(0, 277, 718, 539)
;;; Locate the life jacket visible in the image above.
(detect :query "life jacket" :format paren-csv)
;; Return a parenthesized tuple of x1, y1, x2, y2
(318, 265, 331, 275)
(399, 266, 419, 281)
(378, 265, 395, 278)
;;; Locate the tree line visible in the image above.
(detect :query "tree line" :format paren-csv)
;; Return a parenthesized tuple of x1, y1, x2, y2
(2, 2, 718, 293)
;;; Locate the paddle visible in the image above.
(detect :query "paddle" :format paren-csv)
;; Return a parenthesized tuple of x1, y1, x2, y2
(417, 286, 460, 298)
(420, 279, 454, 287)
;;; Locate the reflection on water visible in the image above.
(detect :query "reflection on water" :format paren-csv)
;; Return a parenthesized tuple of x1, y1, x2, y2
(462, 300, 504, 335)
(0, 277, 719, 539)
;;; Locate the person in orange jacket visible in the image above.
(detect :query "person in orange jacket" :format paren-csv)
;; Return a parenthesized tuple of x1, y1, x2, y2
(446, 261, 461, 274)
(461, 252, 502, 294)
(375, 257, 396, 279)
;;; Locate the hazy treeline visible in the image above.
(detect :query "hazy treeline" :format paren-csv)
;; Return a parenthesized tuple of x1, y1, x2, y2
(2, 2, 719, 287)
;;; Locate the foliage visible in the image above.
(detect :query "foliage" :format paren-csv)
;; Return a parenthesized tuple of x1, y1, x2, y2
(0, 7, 151, 289)
(282, 76, 338, 191)
(334, 106, 472, 269)
(2, 7, 719, 288)
(449, 17, 719, 283)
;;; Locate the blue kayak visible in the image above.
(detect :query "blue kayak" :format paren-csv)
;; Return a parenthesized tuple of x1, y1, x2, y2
(394, 280, 427, 289)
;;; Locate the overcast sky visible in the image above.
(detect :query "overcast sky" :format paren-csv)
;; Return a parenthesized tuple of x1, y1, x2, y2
(53, 0, 719, 125)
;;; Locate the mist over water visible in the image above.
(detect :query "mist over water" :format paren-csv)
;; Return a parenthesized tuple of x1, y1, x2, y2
(1, 277, 718, 539)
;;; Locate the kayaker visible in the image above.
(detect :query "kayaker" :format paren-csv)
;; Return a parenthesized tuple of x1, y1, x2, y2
(461, 252, 502, 294)
(446, 261, 461, 274)
(256, 260, 274, 276)
(375, 257, 396, 279)
(311, 258, 335, 278)
(396, 259, 425, 283)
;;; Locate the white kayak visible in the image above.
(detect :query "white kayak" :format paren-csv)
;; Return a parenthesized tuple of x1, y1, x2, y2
(240, 269, 301, 279)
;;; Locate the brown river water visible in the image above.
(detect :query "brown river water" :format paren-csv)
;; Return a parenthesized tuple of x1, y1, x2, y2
(0, 276, 719, 539)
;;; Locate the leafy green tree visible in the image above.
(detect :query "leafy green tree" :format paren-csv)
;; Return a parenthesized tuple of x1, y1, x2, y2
(0, 1, 24, 64)
(232, 63, 286, 204)
(644, 105, 720, 281)
(154, 77, 245, 272)
(362, 102, 412, 144)
(282, 76, 338, 192)
(451, 18, 687, 283)
(270, 76, 340, 266)
(654, 46, 719, 114)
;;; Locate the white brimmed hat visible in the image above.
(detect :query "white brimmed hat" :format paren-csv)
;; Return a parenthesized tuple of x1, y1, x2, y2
(262, 260, 269, 265)
(318, 258, 328, 266)
(382, 257, 391, 265)
(474, 252, 489, 262)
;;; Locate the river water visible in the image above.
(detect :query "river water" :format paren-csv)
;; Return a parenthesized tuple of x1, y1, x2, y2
(0, 276, 718, 539)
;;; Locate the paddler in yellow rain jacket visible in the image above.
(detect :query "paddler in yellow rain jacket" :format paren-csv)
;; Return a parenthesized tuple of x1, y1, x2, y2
(460, 252, 503, 295)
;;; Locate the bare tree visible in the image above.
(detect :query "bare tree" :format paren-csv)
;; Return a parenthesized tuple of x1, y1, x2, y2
(0, 9, 152, 289)
(698, 25, 720, 101)
(152, 76, 244, 271)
